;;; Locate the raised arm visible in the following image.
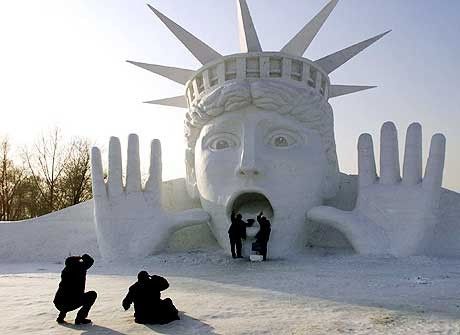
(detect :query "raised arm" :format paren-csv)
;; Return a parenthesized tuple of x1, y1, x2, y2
(81, 254, 94, 270)
(150, 275, 170, 291)
(257, 212, 263, 222)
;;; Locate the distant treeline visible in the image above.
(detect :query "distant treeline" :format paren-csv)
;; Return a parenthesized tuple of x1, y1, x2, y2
(0, 128, 93, 221)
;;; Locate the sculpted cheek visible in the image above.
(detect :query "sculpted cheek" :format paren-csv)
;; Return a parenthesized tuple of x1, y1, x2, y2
(269, 155, 322, 175)
(269, 160, 301, 175)
(197, 151, 239, 181)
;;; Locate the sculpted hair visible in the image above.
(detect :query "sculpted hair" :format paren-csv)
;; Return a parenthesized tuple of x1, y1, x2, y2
(184, 79, 339, 198)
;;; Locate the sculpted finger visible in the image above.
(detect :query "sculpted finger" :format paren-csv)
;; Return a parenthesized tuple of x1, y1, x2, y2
(358, 133, 377, 187)
(307, 206, 353, 234)
(402, 122, 422, 185)
(91, 146, 106, 198)
(379, 121, 400, 184)
(108, 136, 123, 197)
(171, 209, 211, 233)
(423, 133, 446, 191)
(145, 139, 162, 193)
(126, 134, 142, 193)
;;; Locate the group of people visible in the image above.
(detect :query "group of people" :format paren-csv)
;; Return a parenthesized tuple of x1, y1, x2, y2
(228, 211, 271, 260)
(53, 254, 178, 325)
(53, 213, 272, 325)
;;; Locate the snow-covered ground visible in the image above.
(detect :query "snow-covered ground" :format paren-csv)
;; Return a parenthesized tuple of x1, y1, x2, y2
(2, 247, 460, 335)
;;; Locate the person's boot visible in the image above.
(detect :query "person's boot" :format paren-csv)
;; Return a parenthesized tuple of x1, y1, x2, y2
(75, 291, 97, 325)
(75, 318, 92, 325)
(56, 311, 66, 324)
(75, 306, 92, 325)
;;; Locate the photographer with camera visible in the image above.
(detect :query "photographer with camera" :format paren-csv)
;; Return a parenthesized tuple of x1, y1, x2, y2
(53, 254, 97, 324)
(122, 271, 179, 324)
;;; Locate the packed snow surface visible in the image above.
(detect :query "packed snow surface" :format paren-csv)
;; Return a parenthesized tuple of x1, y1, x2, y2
(1, 248, 460, 335)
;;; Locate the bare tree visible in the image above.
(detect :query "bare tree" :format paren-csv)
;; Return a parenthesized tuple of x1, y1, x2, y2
(0, 137, 27, 220)
(60, 138, 93, 207)
(23, 128, 71, 214)
(0, 131, 95, 221)
(9, 175, 42, 220)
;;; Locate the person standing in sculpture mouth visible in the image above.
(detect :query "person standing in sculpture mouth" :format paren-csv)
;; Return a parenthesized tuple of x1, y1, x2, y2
(254, 212, 271, 261)
(228, 212, 246, 258)
(53, 254, 97, 325)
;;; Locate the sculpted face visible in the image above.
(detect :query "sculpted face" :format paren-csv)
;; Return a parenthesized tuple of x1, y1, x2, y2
(194, 105, 328, 257)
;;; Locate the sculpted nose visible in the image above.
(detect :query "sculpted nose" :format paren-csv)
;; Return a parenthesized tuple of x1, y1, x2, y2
(237, 165, 260, 177)
(236, 141, 261, 177)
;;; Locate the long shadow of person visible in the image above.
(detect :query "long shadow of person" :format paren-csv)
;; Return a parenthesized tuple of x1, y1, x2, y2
(61, 322, 128, 335)
(144, 313, 219, 335)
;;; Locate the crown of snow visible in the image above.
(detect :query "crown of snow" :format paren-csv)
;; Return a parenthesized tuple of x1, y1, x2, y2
(128, 0, 390, 108)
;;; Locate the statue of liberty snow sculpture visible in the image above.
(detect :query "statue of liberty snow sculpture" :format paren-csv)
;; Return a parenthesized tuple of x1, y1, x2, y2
(91, 0, 446, 260)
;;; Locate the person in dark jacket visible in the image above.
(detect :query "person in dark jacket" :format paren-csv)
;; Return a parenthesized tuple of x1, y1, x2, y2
(53, 254, 97, 324)
(228, 212, 247, 258)
(254, 212, 271, 261)
(122, 271, 179, 324)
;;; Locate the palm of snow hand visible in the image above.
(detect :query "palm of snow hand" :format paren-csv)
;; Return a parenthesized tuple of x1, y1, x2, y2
(91, 135, 209, 260)
(308, 122, 446, 256)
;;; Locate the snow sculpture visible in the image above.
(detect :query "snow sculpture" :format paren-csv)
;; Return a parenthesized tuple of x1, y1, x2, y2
(91, 0, 447, 259)
(308, 123, 446, 256)
(187, 80, 339, 258)
(91, 136, 210, 259)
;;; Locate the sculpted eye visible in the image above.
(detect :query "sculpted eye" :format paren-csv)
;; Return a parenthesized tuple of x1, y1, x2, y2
(215, 139, 230, 149)
(273, 136, 289, 147)
(268, 132, 298, 148)
(207, 134, 238, 151)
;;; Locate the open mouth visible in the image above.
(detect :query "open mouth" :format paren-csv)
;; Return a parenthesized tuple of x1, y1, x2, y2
(229, 192, 274, 220)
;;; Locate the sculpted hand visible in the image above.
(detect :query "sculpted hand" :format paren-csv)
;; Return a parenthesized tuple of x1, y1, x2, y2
(91, 134, 210, 260)
(308, 122, 446, 256)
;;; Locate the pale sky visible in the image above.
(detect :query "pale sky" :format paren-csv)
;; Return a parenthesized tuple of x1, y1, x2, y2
(0, 0, 459, 190)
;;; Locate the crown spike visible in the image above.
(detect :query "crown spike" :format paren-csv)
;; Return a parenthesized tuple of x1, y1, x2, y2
(329, 85, 376, 98)
(144, 95, 188, 108)
(147, 4, 222, 65)
(127, 60, 195, 85)
(281, 0, 338, 56)
(315, 30, 391, 74)
(237, 0, 262, 52)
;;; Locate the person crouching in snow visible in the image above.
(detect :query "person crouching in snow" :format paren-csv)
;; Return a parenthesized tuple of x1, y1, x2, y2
(53, 254, 97, 324)
(122, 271, 179, 324)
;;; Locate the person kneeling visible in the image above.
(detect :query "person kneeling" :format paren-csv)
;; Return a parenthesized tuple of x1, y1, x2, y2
(122, 271, 179, 324)
(53, 254, 97, 325)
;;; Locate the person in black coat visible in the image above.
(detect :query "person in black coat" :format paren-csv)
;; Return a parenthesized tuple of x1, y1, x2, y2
(122, 271, 179, 324)
(254, 212, 271, 261)
(53, 254, 97, 324)
(228, 212, 247, 258)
